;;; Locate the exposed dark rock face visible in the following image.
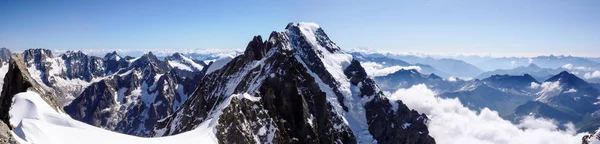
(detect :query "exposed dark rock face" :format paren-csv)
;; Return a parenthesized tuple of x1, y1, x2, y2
(103, 51, 129, 75)
(22, 48, 56, 86)
(153, 23, 435, 144)
(64, 52, 207, 137)
(61, 51, 105, 82)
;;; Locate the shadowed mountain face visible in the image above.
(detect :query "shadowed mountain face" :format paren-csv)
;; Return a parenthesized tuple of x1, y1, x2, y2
(153, 23, 435, 144)
(511, 71, 600, 132)
(476, 64, 561, 81)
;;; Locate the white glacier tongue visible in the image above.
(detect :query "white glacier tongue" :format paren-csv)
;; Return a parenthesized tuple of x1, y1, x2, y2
(288, 22, 376, 143)
(10, 91, 220, 144)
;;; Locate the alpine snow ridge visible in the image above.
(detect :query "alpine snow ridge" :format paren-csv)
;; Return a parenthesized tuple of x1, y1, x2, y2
(153, 22, 435, 143)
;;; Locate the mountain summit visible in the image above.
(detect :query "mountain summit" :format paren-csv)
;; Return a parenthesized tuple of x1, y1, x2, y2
(153, 22, 435, 143)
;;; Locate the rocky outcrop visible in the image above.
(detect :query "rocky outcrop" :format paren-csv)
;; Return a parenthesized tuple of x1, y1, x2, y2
(0, 122, 16, 144)
(0, 54, 64, 144)
(1, 54, 64, 127)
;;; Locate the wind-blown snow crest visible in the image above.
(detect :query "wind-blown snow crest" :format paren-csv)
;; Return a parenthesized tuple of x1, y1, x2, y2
(389, 84, 588, 144)
(11, 91, 220, 144)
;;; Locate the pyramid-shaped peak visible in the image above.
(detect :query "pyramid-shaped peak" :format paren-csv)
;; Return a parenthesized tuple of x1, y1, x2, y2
(527, 63, 540, 69)
(545, 71, 589, 88)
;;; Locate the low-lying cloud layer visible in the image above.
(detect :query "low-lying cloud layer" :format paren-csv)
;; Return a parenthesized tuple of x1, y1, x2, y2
(585, 71, 600, 79)
(388, 84, 588, 144)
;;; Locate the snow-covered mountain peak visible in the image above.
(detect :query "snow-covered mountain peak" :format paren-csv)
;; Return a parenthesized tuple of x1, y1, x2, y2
(164, 52, 206, 72)
(284, 22, 343, 53)
(153, 22, 434, 143)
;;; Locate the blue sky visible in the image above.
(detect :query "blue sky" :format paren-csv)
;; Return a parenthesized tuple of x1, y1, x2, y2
(1, 0, 599, 57)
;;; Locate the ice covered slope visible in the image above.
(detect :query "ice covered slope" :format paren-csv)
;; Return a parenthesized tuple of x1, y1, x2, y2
(153, 22, 435, 144)
(11, 91, 219, 144)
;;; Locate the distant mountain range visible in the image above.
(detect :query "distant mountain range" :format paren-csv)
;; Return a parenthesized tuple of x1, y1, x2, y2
(348, 49, 484, 79)
(372, 65, 600, 133)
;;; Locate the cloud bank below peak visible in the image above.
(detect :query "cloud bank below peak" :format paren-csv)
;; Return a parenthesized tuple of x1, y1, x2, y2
(387, 84, 588, 144)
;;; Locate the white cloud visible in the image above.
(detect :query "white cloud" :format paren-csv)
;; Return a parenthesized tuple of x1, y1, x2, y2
(564, 88, 577, 93)
(574, 66, 589, 70)
(562, 64, 573, 70)
(360, 62, 421, 77)
(448, 76, 457, 82)
(584, 71, 600, 79)
(530, 82, 540, 89)
(388, 84, 587, 144)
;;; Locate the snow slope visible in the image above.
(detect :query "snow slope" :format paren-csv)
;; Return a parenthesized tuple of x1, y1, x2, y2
(10, 91, 218, 144)
(0, 63, 8, 92)
(205, 55, 234, 74)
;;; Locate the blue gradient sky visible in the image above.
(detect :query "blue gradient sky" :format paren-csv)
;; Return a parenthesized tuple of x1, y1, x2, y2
(1, 0, 599, 57)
